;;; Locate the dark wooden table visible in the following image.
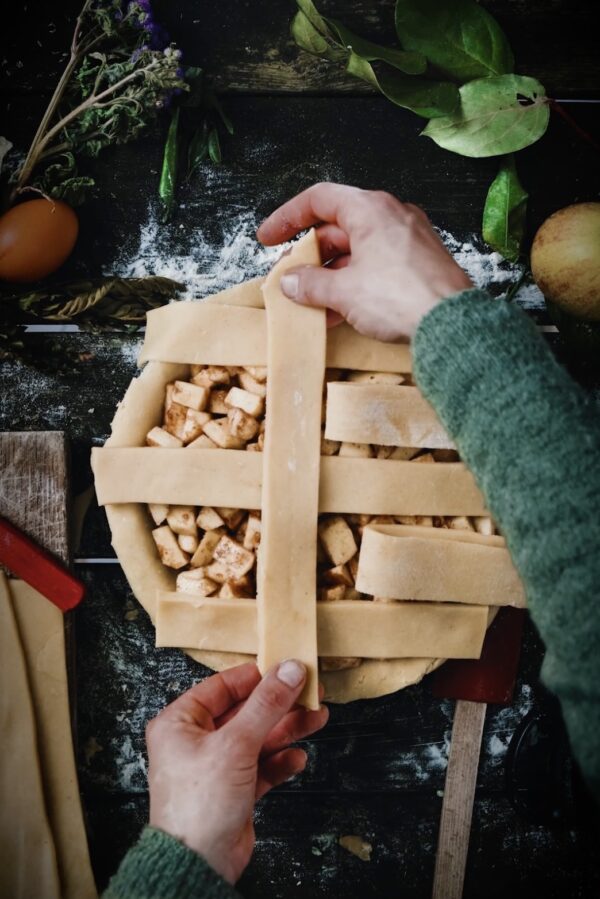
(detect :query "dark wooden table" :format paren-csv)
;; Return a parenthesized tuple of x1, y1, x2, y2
(2, 2, 599, 896)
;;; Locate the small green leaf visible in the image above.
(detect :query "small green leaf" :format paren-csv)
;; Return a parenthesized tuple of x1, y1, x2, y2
(203, 86, 234, 135)
(186, 123, 209, 180)
(422, 75, 549, 157)
(159, 107, 180, 223)
(50, 176, 95, 207)
(346, 52, 459, 118)
(482, 155, 528, 262)
(291, 10, 345, 61)
(207, 127, 221, 164)
(295, 0, 331, 35)
(394, 0, 514, 81)
(328, 19, 426, 74)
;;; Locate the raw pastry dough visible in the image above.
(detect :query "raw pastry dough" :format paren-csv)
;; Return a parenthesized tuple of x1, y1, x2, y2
(157, 594, 487, 660)
(10, 580, 96, 899)
(325, 383, 455, 449)
(97, 234, 498, 703)
(257, 230, 325, 709)
(356, 524, 526, 607)
(0, 573, 61, 899)
(93, 450, 487, 516)
(139, 301, 412, 373)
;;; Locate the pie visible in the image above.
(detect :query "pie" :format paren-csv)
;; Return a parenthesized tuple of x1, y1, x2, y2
(92, 231, 525, 708)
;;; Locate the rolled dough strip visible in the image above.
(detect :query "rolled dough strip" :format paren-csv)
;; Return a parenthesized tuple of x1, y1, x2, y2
(325, 382, 454, 448)
(0, 572, 61, 899)
(356, 524, 526, 607)
(93, 449, 486, 515)
(156, 594, 487, 660)
(257, 229, 325, 710)
(139, 303, 412, 373)
(10, 581, 96, 899)
(93, 447, 263, 508)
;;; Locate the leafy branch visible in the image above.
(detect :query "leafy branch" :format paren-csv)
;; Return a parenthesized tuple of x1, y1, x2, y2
(7, 0, 188, 207)
(291, 0, 552, 261)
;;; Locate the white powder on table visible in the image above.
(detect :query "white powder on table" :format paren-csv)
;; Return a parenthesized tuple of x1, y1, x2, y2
(108, 205, 544, 309)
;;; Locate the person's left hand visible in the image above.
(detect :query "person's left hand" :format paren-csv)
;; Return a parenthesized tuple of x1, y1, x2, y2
(146, 660, 328, 884)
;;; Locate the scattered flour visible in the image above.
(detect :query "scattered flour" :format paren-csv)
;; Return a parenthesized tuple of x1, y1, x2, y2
(109, 208, 289, 299)
(108, 205, 544, 309)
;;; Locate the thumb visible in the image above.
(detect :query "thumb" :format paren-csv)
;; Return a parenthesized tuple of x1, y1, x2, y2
(279, 265, 349, 317)
(224, 660, 307, 753)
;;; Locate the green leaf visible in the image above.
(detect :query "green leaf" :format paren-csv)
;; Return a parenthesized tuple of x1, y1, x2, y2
(394, 0, 514, 81)
(207, 127, 221, 164)
(50, 176, 95, 207)
(186, 122, 209, 180)
(295, 0, 331, 35)
(346, 52, 459, 118)
(328, 19, 426, 74)
(290, 10, 345, 61)
(159, 107, 180, 223)
(422, 75, 549, 157)
(482, 155, 528, 262)
(203, 86, 234, 135)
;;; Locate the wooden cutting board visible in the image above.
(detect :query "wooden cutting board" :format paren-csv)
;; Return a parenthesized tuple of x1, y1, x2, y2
(0, 430, 76, 696)
(0, 432, 69, 563)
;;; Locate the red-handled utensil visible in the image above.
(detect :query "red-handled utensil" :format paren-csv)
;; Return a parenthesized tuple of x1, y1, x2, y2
(0, 515, 84, 612)
(429, 607, 526, 899)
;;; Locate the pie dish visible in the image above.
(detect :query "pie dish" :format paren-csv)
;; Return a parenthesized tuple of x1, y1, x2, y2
(92, 231, 525, 708)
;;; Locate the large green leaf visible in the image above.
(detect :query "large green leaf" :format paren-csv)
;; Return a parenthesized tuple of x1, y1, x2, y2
(394, 0, 514, 81)
(482, 155, 528, 261)
(422, 75, 549, 157)
(347, 52, 459, 118)
(291, 10, 346, 61)
(328, 19, 426, 74)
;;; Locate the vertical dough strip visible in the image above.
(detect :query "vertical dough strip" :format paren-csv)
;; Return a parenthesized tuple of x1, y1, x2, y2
(257, 230, 325, 709)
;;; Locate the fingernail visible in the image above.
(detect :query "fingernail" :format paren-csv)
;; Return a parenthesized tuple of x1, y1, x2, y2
(277, 659, 306, 688)
(280, 273, 299, 298)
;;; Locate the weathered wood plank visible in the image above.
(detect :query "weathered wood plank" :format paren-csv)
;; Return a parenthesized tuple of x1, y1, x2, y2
(2, 1, 599, 98)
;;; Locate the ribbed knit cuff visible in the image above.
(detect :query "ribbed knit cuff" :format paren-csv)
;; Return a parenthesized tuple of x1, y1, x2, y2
(104, 827, 241, 899)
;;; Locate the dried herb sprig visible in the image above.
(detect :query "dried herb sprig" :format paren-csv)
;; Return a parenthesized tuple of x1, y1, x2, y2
(8, 0, 188, 206)
(13, 275, 184, 324)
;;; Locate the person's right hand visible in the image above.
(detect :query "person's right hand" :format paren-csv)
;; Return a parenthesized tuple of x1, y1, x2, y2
(257, 183, 472, 341)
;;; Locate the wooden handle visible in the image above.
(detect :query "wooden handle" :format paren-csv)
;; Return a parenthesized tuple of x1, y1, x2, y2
(432, 699, 487, 899)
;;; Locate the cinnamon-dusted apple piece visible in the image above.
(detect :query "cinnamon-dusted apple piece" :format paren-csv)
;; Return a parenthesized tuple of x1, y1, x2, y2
(323, 564, 354, 587)
(319, 516, 358, 566)
(238, 370, 267, 397)
(180, 409, 212, 444)
(228, 407, 259, 441)
(152, 525, 189, 570)
(172, 380, 209, 411)
(166, 506, 197, 537)
(202, 418, 245, 449)
(178, 534, 199, 554)
(148, 503, 169, 526)
(187, 433, 218, 449)
(146, 426, 183, 448)
(226, 386, 265, 418)
(243, 513, 262, 550)
(321, 436, 341, 456)
(242, 366, 267, 383)
(196, 507, 225, 530)
(191, 529, 225, 567)
(191, 366, 231, 388)
(176, 567, 218, 596)
(212, 535, 255, 580)
(473, 516, 494, 536)
(208, 389, 230, 415)
(216, 507, 246, 529)
(320, 657, 361, 671)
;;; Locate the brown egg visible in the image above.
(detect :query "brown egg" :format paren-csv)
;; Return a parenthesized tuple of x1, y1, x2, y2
(0, 198, 79, 283)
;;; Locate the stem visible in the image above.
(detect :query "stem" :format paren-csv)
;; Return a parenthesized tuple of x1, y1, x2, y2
(20, 63, 157, 180)
(549, 99, 600, 154)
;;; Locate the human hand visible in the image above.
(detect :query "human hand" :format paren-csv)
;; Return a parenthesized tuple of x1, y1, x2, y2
(257, 182, 472, 340)
(146, 660, 328, 885)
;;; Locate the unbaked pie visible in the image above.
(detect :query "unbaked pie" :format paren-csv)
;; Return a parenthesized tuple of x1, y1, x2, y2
(92, 231, 525, 708)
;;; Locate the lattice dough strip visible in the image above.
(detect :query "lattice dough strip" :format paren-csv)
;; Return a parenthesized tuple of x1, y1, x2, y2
(139, 303, 412, 373)
(156, 594, 488, 660)
(356, 524, 526, 607)
(92, 449, 488, 516)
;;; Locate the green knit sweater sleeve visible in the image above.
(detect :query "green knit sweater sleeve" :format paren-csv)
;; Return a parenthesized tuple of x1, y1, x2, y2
(413, 289, 600, 800)
(103, 826, 242, 899)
